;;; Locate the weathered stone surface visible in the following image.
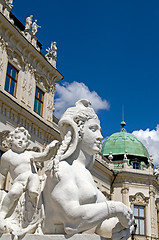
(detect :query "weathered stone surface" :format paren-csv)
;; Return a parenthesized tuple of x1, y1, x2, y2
(0, 234, 106, 240)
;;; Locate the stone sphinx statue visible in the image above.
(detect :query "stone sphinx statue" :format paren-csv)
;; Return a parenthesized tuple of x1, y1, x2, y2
(0, 100, 135, 239)
(42, 99, 135, 239)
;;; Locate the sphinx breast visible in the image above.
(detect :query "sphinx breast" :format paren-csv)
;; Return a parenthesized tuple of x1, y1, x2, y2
(79, 183, 97, 205)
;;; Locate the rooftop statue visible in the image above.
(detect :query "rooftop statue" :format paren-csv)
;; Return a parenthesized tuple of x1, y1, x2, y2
(31, 19, 41, 35)
(5, 0, 13, 8)
(42, 100, 135, 239)
(0, 101, 135, 239)
(45, 42, 57, 68)
(25, 15, 33, 31)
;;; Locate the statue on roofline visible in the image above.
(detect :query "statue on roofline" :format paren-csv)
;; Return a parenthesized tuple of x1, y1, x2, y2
(25, 15, 33, 31)
(5, 0, 13, 8)
(31, 19, 41, 35)
(45, 42, 57, 68)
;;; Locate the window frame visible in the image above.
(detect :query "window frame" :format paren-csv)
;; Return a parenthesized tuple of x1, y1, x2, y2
(133, 161, 140, 169)
(134, 205, 146, 236)
(4, 62, 18, 97)
(34, 86, 44, 116)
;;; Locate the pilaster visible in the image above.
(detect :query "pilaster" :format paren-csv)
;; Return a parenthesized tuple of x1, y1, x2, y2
(121, 183, 129, 206)
(149, 185, 157, 237)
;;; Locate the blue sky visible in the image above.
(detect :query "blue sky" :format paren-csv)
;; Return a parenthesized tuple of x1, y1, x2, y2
(12, 0, 159, 164)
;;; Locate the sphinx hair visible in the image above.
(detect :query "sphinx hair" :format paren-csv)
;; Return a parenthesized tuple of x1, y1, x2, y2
(46, 130, 72, 181)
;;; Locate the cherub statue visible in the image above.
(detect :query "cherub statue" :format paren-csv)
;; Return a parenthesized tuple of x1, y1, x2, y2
(31, 20, 41, 35)
(42, 100, 135, 239)
(25, 15, 33, 30)
(0, 127, 58, 233)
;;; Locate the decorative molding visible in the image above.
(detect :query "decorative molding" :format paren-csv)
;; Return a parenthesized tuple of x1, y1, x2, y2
(151, 217, 156, 230)
(7, 48, 23, 69)
(121, 184, 129, 194)
(0, 36, 8, 50)
(155, 198, 159, 210)
(0, 57, 3, 71)
(149, 186, 156, 198)
(129, 192, 149, 205)
(0, 130, 10, 149)
(35, 75, 47, 92)
(49, 84, 56, 94)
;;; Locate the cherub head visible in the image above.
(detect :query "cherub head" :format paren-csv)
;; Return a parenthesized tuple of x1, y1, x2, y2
(7, 127, 31, 153)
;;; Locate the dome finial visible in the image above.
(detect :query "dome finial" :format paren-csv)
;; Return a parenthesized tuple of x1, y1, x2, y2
(120, 104, 126, 131)
(120, 121, 126, 132)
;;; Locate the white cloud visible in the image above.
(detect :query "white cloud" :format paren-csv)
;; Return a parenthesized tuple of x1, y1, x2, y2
(54, 81, 110, 118)
(132, 125, 159, 166)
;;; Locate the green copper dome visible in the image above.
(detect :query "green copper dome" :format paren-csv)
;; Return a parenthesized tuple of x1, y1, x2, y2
(102, 122, 149, 159)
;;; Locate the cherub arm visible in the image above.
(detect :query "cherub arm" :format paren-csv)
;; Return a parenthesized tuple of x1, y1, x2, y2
(30, 140, 59, 162)
(0, 154, 9, 189)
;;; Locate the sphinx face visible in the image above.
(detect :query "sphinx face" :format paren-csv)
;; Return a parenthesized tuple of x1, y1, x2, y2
(80, 118, 103, 156)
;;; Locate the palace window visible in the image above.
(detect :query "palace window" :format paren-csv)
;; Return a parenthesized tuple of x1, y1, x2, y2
(34, 87, 44, 116)
(134, 205, 145, 235)
(133, 162, 140, 169)
(5, 63, 18, 96)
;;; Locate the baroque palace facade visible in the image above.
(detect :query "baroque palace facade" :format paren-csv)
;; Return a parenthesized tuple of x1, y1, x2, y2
(0, 1, 159, 239)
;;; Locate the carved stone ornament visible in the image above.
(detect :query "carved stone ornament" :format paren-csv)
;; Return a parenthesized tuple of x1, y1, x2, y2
(0, 37, 8, 51)
(49, 84, 56, 94)
(22, 78, 27, 91)
(155, 198, 159, 210)
(47, 99, 54, 112)
(35, 75, 47, 92)
(45, 42, 57, 68)
(129, 192, 149, 205)
(0, 130, 10, 149)
(7, 49, 22, 69)
(28, 83, 32, 96)
(0, 101, 136, 239)
(121, 185, 129, 195)
(149, 186, 156, 198)
(0, 58, 3, 71)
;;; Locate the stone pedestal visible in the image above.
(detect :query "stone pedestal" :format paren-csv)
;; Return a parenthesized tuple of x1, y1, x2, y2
(23, 30, 32, 42)
(0, 234, 107, 240)
(32, 36, 40, 51)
